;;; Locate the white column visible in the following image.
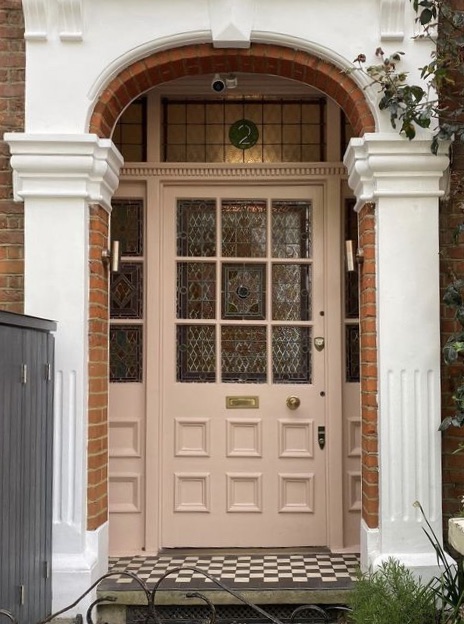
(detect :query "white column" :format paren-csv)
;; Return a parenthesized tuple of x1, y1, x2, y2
(4, 133, 123, 614)
(344, 132, 451, 580)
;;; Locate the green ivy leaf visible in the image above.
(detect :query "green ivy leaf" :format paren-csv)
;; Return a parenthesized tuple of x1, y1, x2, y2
(443, 282, 464, 307)
(402, 121, 416, 140)
(420, 8, 434, 24)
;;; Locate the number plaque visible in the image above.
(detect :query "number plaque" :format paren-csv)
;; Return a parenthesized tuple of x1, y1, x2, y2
(229, 119, 259, 150)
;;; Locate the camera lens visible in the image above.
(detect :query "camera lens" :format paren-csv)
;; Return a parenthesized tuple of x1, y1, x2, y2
(212, 80, 225, 92)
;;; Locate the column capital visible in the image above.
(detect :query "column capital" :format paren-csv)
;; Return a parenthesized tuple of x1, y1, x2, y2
(344, 132, 449, 211)
(4, 133, 123, 212)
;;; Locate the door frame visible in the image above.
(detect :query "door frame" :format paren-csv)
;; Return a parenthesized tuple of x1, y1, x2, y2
(118, 163, 346, 553)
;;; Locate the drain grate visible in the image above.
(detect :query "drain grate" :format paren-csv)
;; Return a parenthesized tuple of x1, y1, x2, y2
(127, 604, 350, 624)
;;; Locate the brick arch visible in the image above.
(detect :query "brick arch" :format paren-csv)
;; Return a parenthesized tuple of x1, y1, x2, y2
(89, 43, 375, 137)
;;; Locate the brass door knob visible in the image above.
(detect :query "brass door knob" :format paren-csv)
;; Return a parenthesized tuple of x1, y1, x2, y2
(286, 396, 300, 410)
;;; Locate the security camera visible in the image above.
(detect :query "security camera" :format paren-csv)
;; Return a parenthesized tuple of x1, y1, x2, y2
(211, 74, 226, 93)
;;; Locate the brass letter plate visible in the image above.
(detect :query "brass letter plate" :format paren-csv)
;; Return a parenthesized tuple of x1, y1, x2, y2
(226, 396, 259, 409)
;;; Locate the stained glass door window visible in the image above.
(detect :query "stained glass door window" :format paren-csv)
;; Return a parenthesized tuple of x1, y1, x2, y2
(176, 198, 313, 384)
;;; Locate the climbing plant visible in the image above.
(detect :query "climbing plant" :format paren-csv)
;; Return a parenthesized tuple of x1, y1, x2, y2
(351, 0, 464, 154)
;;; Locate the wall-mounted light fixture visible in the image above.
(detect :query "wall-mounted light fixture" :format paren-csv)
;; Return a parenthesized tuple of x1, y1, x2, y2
(102, 240, 121, 273)
(346, 240, 355, 272)
(345, 240, 365, 272)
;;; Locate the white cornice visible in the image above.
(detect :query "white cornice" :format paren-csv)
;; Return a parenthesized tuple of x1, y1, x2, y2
(58, 0, 83, 41)
(343, 133, 449, 211)
(4, 133, 123, 212)
(380, 0, 406, 41)
(120, 163, 347, 180)
(22, 0, 48, 41)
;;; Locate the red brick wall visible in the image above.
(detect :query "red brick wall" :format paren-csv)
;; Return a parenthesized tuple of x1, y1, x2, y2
(89, 43, 375, 139)
(358, 203, 379, 528)
(0, 0, 24, 312)
(87, 205, 110, 530)
(440, 158, 464, 528)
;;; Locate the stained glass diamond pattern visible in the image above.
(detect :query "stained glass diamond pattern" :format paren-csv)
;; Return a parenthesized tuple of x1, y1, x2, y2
(221, 326, 267, 383)
(177, 262, 216, 319)
(273, 326, 311, 384)
(111, 263, 143, 319)
(222, 264, 265, 320)
(111, 199, 144, 256)
(177, 325, 216, 382)
(177, 200, 216, 257)
(272, 201, 312, 259)
(110, 325, 143, 383)
(222, 201, 266, 258)
(272, 264, 311, 321)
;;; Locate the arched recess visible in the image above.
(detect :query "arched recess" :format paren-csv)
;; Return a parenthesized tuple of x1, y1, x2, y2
(89, 43, 375, 138)
(87, 41, 379, 547)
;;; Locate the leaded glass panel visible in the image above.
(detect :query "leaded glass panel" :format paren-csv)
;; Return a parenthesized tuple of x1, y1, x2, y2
(177, 325, 216, 382)
(110, 325, 143, 382)
(346, 325, 360, 382)
(272, 264, 311, 321)
(222, 264, 266, 320)
(111, 199, 144, 256)
(110, 263, 143, 319)
(177, 200, 216, 257)
(221, 201, 267, 258)
(272, 201, 311, 259)
(273, 326, 311, 384)
(177, 262, 216, 319)
(162, 98, 326, 164)
(221, 326, 267, 383)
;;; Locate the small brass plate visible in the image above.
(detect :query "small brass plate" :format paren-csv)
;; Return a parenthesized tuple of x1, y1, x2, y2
(226, 396, 259, 409)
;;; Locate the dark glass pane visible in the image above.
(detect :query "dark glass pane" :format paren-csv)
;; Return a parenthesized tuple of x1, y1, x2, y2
(177, 325, 216, 382)
(346, 324, 360, 383)
(272, 264, 311, 321)
(177, 200, 216, 257)
(177, 262, 216, 319)
(272, 201, 311, 259)
(110, 263, 143, 319)
(221, 200, 267, 258)
(221, 325, 266, 383)
(113, 97, 147, 163)
(273, 326, 311, 384)
(222, 263, 266, 320)
(110, 325, 143, 382)
(111, 199, 144, 257)
(345, 198, 359, 319)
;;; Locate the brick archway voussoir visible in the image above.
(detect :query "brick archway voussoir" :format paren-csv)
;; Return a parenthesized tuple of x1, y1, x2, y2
(89, 43, 375, 137)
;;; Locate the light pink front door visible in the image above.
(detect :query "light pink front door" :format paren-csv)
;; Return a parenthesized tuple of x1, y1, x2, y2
(161, 184, 327, 548)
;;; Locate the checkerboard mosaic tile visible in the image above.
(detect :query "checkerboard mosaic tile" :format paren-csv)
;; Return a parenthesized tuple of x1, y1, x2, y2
(101, 552, 359, 591)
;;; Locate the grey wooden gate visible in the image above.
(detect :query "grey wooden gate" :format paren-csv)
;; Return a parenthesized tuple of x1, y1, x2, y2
(0, 311, 56, 624)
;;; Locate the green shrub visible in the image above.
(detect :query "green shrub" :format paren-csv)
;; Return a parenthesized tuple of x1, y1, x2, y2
(349, 558, 438, 624)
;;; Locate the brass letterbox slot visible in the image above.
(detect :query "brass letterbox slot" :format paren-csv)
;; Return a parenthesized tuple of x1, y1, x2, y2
(226, 396, 259, 409)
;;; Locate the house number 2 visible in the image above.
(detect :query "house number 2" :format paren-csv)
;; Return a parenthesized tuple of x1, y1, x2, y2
(229, 119, 259, 149)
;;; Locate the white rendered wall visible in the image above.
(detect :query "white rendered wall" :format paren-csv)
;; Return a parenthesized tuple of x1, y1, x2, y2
(21, 0, 432, 134)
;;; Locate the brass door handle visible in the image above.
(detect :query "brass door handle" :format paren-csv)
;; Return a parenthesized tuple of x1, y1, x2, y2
(286, 396, 300, 410)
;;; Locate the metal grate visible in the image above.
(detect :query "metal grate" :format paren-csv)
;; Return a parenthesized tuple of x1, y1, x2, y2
(127, 604, 349, 624)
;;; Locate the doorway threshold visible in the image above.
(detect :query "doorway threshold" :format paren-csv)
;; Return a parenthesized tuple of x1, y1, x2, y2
(98, 550, 358, 611)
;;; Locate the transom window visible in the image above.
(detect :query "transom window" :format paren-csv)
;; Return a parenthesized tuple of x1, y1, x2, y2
(162, 98, 326, 164)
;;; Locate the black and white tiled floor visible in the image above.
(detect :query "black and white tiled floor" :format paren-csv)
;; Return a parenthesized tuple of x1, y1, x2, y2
(101, 552, 359, 591)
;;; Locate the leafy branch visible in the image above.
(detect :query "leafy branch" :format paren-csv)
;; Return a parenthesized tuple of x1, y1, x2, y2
(349, 0, 464, 154)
